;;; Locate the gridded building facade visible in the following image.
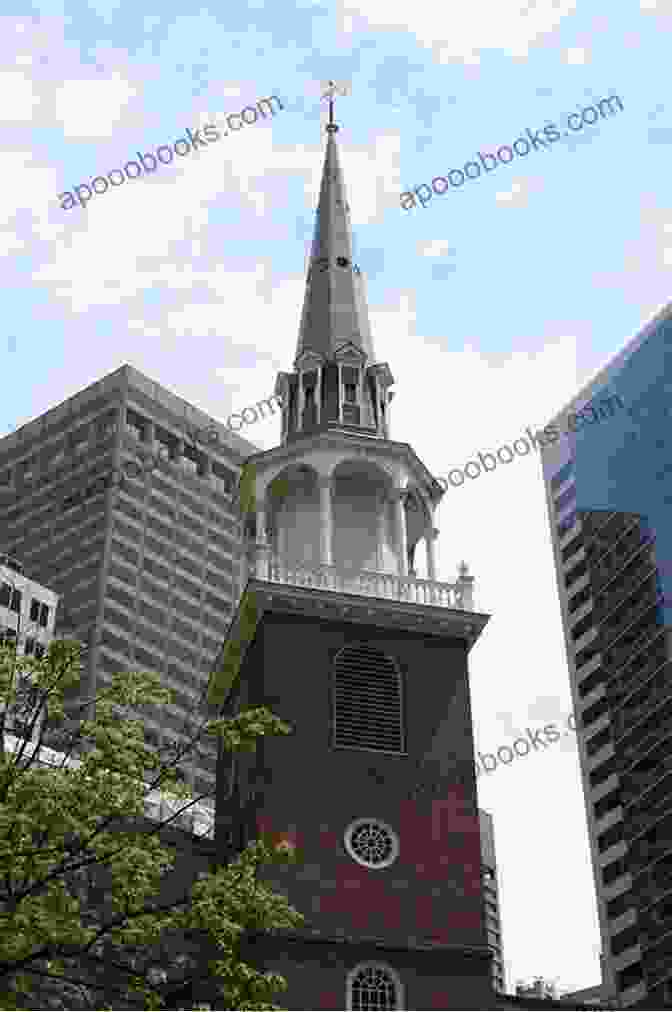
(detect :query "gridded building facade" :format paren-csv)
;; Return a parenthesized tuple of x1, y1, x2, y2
(480, 809, 505, 994)
(541, 300, 672, 1008)
(0, 365, 258, 804)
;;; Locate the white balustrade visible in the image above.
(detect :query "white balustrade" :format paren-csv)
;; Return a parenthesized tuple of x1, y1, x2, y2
(252, 552, 473, 610)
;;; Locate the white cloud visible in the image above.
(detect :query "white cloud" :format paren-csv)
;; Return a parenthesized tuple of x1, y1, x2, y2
(416, 238, 453, 258)
(54, 73, 138, 138)
(338, 0, 578, 63)
(564, 46, 589, 64)
(0, 71, 39, 121)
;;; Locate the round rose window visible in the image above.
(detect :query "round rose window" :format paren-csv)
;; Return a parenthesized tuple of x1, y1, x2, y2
(344, 818, 399, 869)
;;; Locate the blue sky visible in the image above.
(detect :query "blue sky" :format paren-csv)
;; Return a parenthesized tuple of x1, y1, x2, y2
(4, 0, 672, 997)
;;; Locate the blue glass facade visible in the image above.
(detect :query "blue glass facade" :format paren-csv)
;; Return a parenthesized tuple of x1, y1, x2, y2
(566, 315, 672, 625)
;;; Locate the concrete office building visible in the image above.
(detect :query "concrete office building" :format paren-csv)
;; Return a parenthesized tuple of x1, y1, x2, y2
(0, 366, 259, 804)
(541, 300, 672, 1008)
(0, 552, 59, 656)
(0, 553, 59, 743)
(481, 808, 506, 995)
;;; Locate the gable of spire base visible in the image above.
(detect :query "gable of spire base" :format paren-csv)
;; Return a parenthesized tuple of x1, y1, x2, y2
(369, 361, 394, 388)
(274, 372, 292, 399)
(295, 350, 326, 372)
(333, 341, 367, 366)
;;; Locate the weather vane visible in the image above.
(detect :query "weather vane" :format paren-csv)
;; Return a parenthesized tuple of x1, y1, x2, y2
(321, 79, 350, 133)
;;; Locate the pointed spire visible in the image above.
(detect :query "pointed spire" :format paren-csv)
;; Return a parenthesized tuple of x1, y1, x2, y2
(294, 93, 375, 367)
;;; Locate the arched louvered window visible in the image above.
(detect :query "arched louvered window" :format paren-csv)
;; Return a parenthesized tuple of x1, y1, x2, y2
(332, 644, 405, 753)
(346, 963, 403, 1011)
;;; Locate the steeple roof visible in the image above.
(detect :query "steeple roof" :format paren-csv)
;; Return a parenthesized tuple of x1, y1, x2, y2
(294, 123, 375, 367)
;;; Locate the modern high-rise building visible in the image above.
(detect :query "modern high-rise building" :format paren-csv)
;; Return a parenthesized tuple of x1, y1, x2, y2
(481, 808, 506, 995)
(0, 366, 259, 805)
(541, 300, 672, 1009)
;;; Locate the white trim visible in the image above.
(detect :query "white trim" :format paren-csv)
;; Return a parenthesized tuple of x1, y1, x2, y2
(297, 371, 305, 433)
(316, 365, 322, 424)
(337, 363, 343, 423)
(346, 961, 404, 1011)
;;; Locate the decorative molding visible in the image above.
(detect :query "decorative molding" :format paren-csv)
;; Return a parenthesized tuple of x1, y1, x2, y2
(254, 929, 494, 960)
(247, 578, 488, 645)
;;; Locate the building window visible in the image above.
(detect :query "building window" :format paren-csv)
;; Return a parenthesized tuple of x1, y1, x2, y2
(96, 412, 117, 441)
(0, 583, 10, 607)
(212, 461, 236, 495)
(346, 963, 403, 1011)
(10, 590, 21, 614)
(125, 409, 146, 442)
(24, 638, 35, 656)
(344, 818, 399, 870)
(332, 644, 404, 753)
(551, 459, 574, 490)
(182, 444, 202, 477)
(3, 674, 41, 740)
(30, 599, 40, 622)
(301, 370, 318, 428)
(554, 484, 576, 515)
(341, 366, 361, 425)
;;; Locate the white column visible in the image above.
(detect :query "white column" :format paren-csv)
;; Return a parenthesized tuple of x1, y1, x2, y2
(426, 528, 439, 581)
(277, 505, 286, 558)
(376, 493, 387, 571)
(407, 542, 416, 578)
(458, 560, 474, 610)
(386, 390, 394, 438)
(254, 499, 272, 579)
(319, 476, 333, 566)
(337, 365, 343, 424)
(394, 489, 408, 577)
(297, 371, 304, 433)
(256, 500, 267, 544)
(316, 366, 322, 425)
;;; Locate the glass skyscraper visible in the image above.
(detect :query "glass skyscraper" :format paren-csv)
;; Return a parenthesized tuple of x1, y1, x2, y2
(541, 300, 672, 1008)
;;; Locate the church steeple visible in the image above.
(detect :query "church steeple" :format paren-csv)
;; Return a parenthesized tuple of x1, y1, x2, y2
(275, 92, 394, 444)
(232, 93, 474, 604)
(212, 88, 491, 1012)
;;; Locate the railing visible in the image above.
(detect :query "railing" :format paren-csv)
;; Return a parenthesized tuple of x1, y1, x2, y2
(250, 550, 474, 610)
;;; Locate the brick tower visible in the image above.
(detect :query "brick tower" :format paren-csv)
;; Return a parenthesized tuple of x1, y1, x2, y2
(210, 93, 494, 1010)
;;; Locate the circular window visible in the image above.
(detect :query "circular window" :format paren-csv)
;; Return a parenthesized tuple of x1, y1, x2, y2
(344, 818, 399, 869)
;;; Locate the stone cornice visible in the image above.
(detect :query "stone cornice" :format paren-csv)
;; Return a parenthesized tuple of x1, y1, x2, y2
(243, 431, 444, 501)
(249, 928, 493, 961)
(246, 578, 489, 646)
(207, 577, 489, 707)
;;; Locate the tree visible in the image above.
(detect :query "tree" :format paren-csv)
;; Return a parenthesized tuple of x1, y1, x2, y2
(0, 635, 304, 1010)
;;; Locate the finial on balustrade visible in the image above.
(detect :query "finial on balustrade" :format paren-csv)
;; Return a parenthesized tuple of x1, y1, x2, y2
(457, 560, 474, 610)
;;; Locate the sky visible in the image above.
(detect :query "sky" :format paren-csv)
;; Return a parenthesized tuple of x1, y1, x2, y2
(3, 0, 671, 998)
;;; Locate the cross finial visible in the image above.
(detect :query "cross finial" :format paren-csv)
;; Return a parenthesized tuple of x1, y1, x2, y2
(321, 80, 350, 134)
